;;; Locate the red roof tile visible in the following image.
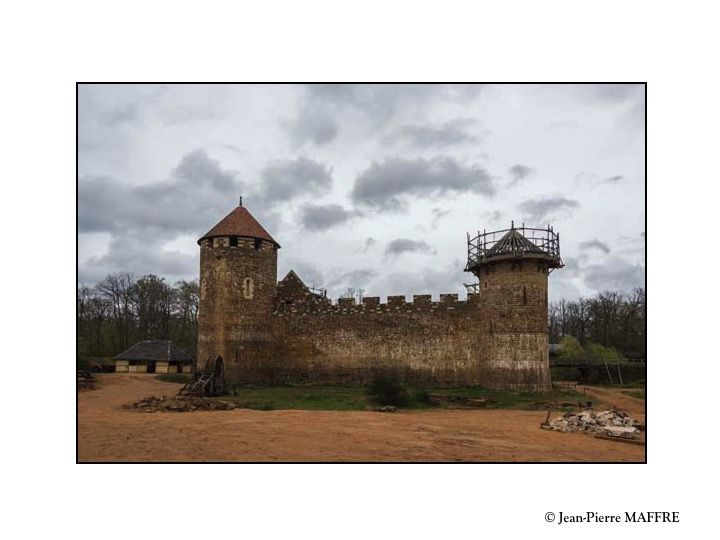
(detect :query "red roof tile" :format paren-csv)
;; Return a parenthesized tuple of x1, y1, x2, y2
(198, 206, 280, 247)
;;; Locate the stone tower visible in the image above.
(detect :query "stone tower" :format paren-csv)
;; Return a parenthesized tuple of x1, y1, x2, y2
(465, 223, 563, 391)
(196, 200, 280, 377)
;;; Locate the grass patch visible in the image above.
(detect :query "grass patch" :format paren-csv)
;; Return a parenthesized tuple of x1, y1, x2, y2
(216, 383, 589, 412)
(425, 384, 587, 410)
(218, 386, 370, 411)
(623, 388, 646, 400)
(156, 373, 192, 384)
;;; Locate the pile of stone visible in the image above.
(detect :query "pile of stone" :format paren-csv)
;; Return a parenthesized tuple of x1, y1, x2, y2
(123, 395, 242, 413)
(77, 370, 97, 391)
(374, 405, 398, 413)
(542, 410, 644, 439)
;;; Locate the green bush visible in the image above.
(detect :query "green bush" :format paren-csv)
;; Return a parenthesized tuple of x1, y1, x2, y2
(366, 369, 409, 406)
(551, 364, 646, 384)
(584, 342, 627, 364)
(557, 336, 586, 362)
(156, 373, 192, 384)
(414, 388, 431, 404)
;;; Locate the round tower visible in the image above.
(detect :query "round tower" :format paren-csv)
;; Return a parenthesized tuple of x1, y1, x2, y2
(196, 199, 280, 379)
(465, 222, 563, 391)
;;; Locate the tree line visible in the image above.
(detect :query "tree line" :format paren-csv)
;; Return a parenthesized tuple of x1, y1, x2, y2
(77, 272, 199, 359)
(548, 287, 646, 360)
(77, 272, 646, 361)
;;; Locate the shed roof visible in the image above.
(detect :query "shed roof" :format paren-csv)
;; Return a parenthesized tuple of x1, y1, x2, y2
(198, 205, 279, 247)
(114, 340, 193, 362)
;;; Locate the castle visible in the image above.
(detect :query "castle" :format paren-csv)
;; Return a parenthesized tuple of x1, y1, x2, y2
(196, 201, 563, 391)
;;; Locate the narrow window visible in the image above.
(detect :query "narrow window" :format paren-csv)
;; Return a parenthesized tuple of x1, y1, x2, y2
(254, 238, 262, 250)
(230, 236, 238, 247)
(242, 277, 254, 299)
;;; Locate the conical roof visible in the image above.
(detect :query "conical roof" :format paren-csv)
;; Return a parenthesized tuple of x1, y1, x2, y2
(485, 227, 545, 257)
(198, 205, 280, 247)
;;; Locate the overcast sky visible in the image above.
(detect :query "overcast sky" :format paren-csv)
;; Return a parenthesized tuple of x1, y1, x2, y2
(78, 83, 645, 301)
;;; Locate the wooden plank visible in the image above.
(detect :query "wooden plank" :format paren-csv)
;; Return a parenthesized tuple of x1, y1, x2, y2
(594, 434, 645, 446)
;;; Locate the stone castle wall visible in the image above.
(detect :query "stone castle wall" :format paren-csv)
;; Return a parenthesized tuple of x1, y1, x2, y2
(198, 236, 552, 391)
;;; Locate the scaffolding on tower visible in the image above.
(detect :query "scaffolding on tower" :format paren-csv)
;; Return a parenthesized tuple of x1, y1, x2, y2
(465, 222, 564, 276)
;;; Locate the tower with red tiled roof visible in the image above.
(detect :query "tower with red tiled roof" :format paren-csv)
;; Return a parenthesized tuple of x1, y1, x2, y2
(196, 199, 279, 374)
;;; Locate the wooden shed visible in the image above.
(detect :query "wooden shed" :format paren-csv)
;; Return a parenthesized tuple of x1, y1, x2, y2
(114, 340, 194, 374)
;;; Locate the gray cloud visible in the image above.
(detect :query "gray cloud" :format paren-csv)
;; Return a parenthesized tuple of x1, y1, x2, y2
(160, 103, 222, 126)
(384, 238, 435, 257)
(298, 203, 356, 231)
(257, 157, 333, 205)
(599, 175, 625, 185)
(549, 274, 582, 302)
(286, 110, 338, 146)
(575, 172, 627, 187)
(325, 268, 379, 292)
(586, 84, 644, 104)
(431, 207, 451, 227)
(79, 148, 240, 236)
(518, 195, 580, 223)
(286, 84, 484, 146)
(507, 164, 535, 186)
(579, 239, 611, 254)
(79, 233, 197, 284)
(351, 156, 495, 212)
(362, 237, 377, 251)
(79, 84, 644, 300)
(382, 258, 466, 298)
(103, 102, 140, 126)
(583, 257, 645, 292)
(384, 118, 480, 149)
(480, 210, 504, 226)
(560, 256, 582, 278)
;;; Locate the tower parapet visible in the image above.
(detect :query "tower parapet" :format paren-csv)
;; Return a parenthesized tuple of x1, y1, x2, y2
(466, 222, 563, 274)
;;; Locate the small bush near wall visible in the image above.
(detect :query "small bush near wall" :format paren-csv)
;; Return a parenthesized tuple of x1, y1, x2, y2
(366, 368, 410, 406)
(551, 364, 646, 385)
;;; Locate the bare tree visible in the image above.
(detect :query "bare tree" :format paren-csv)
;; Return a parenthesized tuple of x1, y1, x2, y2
(174, 279, 199, 350)
(341, 287, 365, 304)
(96, 272, 135, 350)
(131, 275, 174, 340)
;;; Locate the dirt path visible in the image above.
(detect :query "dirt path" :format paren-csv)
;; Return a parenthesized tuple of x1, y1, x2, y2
(580, 385, 645, 420)
(78, 375, 645, 462)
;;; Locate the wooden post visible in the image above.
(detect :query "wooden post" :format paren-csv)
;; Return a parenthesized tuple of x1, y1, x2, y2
(602, 353, 614, 385)
(615, 351, 624, 386)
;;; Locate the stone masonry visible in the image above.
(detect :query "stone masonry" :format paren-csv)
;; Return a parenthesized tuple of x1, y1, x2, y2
(197, 203, 561, 391)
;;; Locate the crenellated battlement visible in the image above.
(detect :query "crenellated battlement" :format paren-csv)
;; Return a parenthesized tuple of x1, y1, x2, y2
(273, 292, 482, 316)
(201, 236, 277, 252)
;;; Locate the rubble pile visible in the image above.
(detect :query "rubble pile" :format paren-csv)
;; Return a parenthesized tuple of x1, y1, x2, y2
(374, 405, 398, 413)
(542, 410, 644, 439)
(123, 395, 241, 413)
(77, 370, 97, 391)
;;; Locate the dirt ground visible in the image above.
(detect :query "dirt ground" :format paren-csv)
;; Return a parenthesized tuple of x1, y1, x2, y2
(78, 374, 645, 463)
